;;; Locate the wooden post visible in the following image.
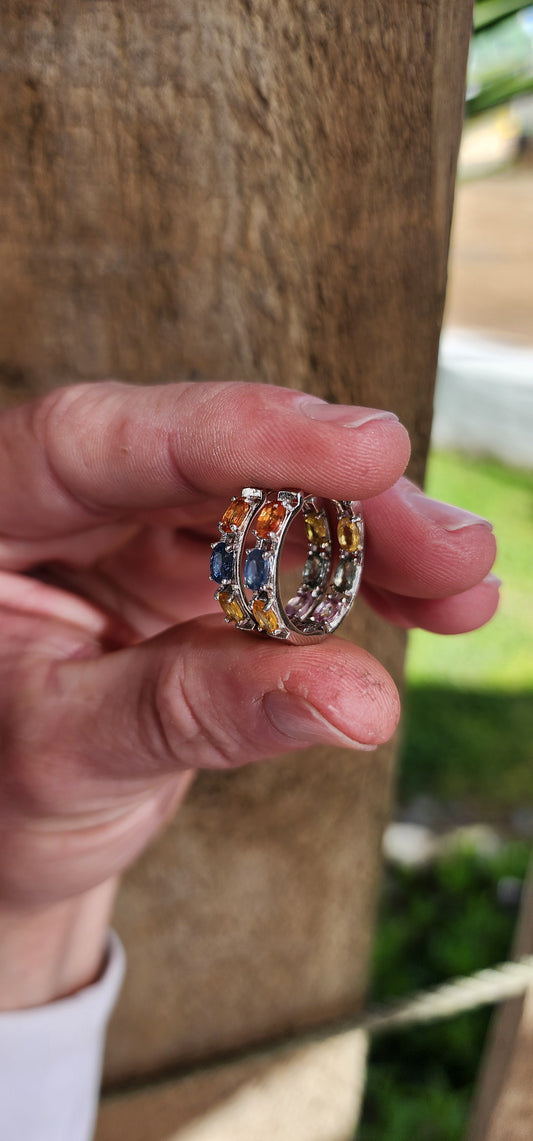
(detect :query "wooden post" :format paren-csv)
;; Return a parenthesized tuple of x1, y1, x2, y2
(468, 862, 533, 1141)
(0, 2, 473, 1136)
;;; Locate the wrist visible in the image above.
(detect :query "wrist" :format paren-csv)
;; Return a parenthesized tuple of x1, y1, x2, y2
(0, 877, 119, 1011)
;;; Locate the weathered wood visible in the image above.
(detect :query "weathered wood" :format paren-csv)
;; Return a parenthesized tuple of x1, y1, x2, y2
(0, 0, 473, 1132)
(468, 861, 533, 1141)
(0, 0, 470, 472)
(96, 1031, 367, 1141)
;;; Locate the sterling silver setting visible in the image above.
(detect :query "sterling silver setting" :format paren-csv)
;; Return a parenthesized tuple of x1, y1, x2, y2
(210, 488, 364, 644)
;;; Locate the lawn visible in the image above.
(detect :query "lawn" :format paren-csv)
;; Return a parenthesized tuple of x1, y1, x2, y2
(358, 449, 533, 1140)
(401, 450, 533, 812)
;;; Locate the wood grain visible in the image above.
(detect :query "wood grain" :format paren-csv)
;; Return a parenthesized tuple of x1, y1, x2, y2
(0, 0, 473, 1119)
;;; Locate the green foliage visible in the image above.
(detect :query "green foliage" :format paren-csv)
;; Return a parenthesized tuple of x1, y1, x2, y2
(468, 2, 533, 116)
(358, 844, 530, 1140)
(474, 0, 533, 33)
(358, 452, 533, 1139)
(399, 687, 533, 808)
(361, 1069, 469, 1141)
(372, 845, 529, 1001)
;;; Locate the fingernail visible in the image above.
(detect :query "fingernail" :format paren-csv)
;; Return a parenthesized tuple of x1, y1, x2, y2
(485, 572, 502, 588)
(397, 478, 493, 532)
(263, 690, 377, 751)
(299, 399, 399, 429)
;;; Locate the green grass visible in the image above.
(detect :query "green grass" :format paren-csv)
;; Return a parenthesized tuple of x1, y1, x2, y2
(358, 450, 533, 1139)
(400, 451, 533, 811)
(407, 452, 533, 692)
(400, 687, 533, 809)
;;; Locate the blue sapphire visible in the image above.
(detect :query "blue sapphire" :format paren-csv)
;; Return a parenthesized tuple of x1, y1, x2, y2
(244, 548, 269, 591)
(210, 541, 234, 584)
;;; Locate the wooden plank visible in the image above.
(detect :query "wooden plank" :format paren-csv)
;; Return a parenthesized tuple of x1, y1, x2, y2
(0, 0, 473, 1126)
(96, 1031, 366, 1141)
(468, 862, 533, 1140)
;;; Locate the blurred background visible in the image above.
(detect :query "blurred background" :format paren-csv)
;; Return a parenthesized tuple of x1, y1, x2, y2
(359, 2, 533, 1136)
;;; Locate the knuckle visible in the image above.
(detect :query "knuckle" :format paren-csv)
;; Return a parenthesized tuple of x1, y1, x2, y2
(31, 382, 125, 517)
(154, 659, 236, 771)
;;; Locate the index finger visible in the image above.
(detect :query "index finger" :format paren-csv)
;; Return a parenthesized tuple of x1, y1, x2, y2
(0, 380, 410, 542)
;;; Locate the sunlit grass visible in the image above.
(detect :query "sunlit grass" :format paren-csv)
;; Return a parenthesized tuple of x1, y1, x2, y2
(400, 451, 533, 809)
(406, 451, 533, 691)
(359, 452, 533, 1139)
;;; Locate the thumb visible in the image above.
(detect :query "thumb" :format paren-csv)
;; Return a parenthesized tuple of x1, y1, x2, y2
(47, 617, 400, 785)
(2, 616, 399, 902)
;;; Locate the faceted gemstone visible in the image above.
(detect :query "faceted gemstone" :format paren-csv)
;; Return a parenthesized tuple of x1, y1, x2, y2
(210, 541, 234, 583)
(333, 558, 356, 593)
(286, 591, 316, 620)
(285, 596, 300, 620)
(255, 501, 286, 538)
(253, 598, 279, 633)
(305, 512, 328, 546)
(302, 553, 328, 589)
(313, 595, 344, 624)
(244, 548, 269, 590)
(337, 517, 360, 552)
(221, 497, 249, 532)
(218, 591, 245, 623)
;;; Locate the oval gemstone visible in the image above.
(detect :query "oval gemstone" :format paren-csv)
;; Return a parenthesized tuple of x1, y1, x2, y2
(253, 598, 279, 633)
(210, 541, 234, 584)
(333, 558, 356, 593)
(286, 591, 317, 620)
(313, 595, 344, 624)
(255, 501, 286, 538)
(218, 591, 245, 623)
(302, 553, 328, 589)
(305, 511, 328, 546)
(337, 517, 360, 552)
(221, 497, 249, 532)
(244, 548, 269, 590)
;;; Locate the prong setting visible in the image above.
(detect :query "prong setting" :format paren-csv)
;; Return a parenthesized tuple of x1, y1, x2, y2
(211, 489, 364, 643)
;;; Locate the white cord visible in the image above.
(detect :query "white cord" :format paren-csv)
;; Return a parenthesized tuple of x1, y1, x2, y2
(103, 955, 533, 1096)
(362, 955, 533, 1035)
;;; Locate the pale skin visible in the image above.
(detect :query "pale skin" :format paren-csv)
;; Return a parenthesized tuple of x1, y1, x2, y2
(0, 380, 498, 1010)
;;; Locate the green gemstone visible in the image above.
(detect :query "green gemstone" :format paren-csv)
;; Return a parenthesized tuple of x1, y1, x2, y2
(302, 554, 327, 588)
(333, 559, 356, 593)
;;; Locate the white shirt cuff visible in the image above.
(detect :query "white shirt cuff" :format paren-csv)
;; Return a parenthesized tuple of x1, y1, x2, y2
(0, 930, 125, 1141)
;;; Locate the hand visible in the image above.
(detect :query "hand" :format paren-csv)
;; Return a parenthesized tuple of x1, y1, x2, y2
(0, 381, 497, 1006)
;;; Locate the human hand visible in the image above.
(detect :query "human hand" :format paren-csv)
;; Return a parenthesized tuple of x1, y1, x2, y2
(0, 381, 497, 1006)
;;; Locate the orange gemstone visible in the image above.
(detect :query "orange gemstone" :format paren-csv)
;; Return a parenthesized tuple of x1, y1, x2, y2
(337, 518, 360, 552)
(254, 501, 286, 538)
(305, 512, 328, 546)
(252, 598, 279, 633)
(221, 497, 249, 532)
(218, 591, 245, 623)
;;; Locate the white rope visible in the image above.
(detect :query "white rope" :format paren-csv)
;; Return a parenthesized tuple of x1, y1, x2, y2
(104, 955, 533, 1096)
(361, 954, 533, 1035)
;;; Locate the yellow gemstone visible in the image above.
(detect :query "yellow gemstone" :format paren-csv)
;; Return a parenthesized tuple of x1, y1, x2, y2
(252, 598, 279, 633)
(255, 501, 286, 538)
(337, 517, 360, 552)
(218, 591, 245, 623)
(305, 512, 327, 546)
(221, 497, 249, 532)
